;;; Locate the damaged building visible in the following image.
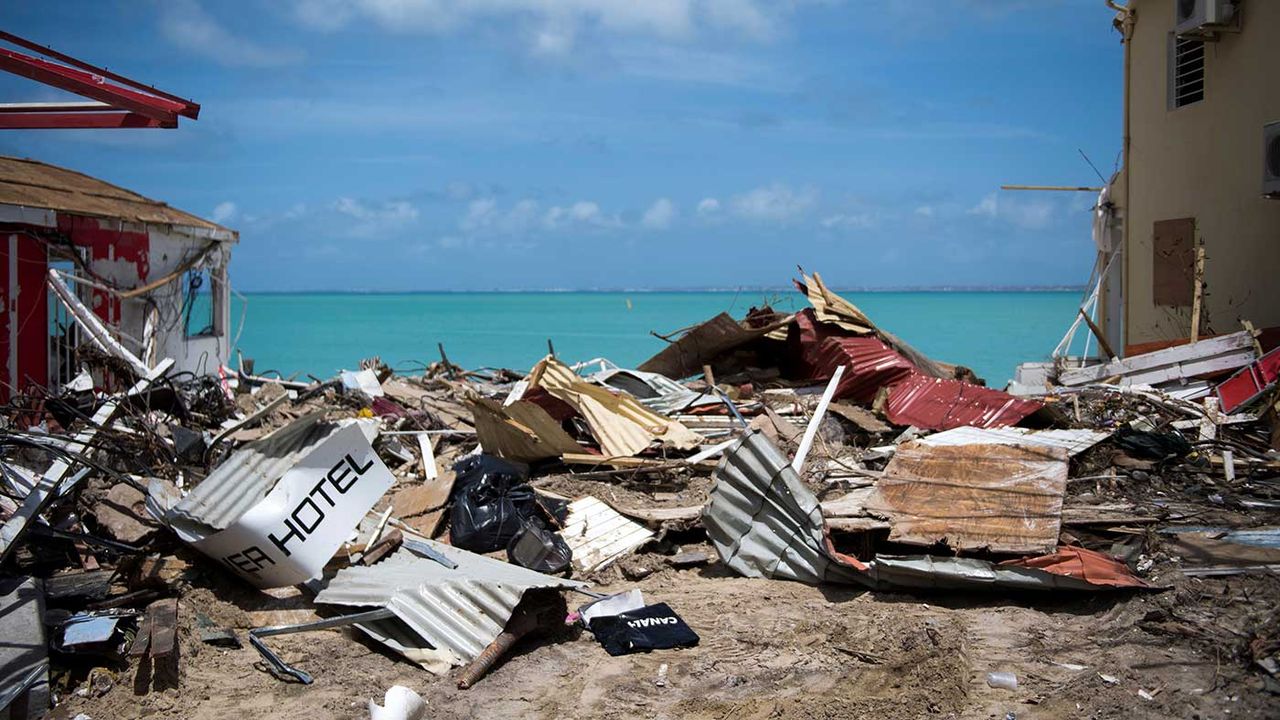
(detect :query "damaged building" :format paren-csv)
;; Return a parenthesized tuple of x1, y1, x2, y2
(0, 156, 237, 398)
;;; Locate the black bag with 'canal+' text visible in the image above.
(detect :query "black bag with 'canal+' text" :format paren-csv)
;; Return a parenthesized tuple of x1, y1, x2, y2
(587, 603, 699, 656)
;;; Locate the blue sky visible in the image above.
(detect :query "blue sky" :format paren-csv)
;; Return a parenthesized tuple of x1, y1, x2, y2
(0, 1, 1122, 291)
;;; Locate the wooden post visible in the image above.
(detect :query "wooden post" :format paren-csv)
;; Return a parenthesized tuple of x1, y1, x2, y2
(702, 364, 716, 388)
(547, 338, 556, 360)
(437, 343, 456, 380)
(1190, 241, 1206, 343)
(1078, 309, 1117, 360)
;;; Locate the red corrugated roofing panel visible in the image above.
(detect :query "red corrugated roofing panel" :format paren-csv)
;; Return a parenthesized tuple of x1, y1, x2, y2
(789, 309, 914, 403)
(884, 373, 1042, 431)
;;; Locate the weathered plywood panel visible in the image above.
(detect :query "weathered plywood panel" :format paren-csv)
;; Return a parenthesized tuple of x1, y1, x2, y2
(866, 442, 1069, 555)
(1153, 217, 1195, 307)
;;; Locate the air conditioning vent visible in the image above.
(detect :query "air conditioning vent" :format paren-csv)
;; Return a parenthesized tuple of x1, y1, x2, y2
(1175, 0, 1237, 38)
(1265, 122, 1280, 197)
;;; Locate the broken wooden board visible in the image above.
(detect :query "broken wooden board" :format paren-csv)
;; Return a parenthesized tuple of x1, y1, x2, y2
(820, 486, 891, 533)
(864, 442, 1069, 555)
(828, 402, 892, 434)
(560, 453, 718, 471)
(559, 496, 656, 573)
(1057, 331, 1257, 387)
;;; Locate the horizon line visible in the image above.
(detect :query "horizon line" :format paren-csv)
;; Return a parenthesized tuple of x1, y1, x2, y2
(230, 285, 1087, 295)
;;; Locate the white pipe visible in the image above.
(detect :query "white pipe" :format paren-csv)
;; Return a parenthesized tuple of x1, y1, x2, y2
(47, 269, 149, 376)
(792, 365, 845, 473)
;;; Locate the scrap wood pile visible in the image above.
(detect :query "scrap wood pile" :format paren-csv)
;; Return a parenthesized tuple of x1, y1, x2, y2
(2, 270, 1279, 717)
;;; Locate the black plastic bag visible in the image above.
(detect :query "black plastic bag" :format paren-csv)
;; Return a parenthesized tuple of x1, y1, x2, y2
(587, 603, 700, 656)
(1115, 426, 1192, 461)
(449, 455, 539, 553)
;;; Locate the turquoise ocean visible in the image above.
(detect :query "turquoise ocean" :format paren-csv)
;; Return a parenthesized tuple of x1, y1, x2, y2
(229, 291, 1081, 388)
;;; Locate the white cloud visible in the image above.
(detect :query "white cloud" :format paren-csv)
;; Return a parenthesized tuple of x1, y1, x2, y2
(913, 205, 935, 218)
(159, 0, 303, 67)
(291, 0, 794, 54)
(697, 197, 721, 215)
(820, 212, 875, 230)
(968, 192, 1055, 230)
(730, 183, 816, 221)
(210, 201, 237, 223)
(543, 200, 622, 229)
(969, 193, 999, 218)
(332, 197, 419, 237)
(642, 198, 676, 229)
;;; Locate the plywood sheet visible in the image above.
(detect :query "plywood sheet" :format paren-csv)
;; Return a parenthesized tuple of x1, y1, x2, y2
(866, 442, 1069, 554)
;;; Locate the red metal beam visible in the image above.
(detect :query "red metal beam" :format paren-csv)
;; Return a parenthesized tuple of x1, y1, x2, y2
(0, 31, 198, 118)
(0, 111, 171, 129)
(0, 47, 185, 124)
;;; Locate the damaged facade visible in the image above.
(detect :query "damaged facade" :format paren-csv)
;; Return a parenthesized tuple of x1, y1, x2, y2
(1096, 0, 1280, 354)
(0, 156, 237, 399)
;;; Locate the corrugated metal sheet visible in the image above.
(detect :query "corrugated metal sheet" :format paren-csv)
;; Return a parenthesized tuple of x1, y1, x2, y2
(705, 433, 1145, 592)
(871, 547, 1146, 590)
(866, 442, 1069, 555)
(165, 413, 335, 534)
(315, 544, 585, 663)
(591, 366, 718, 416)
(471, 395, 581, 462)
(703, 431, 872, 586)
(164, 415, 378, 537)
(820, 336, 916, 404)
(884, 373, 1043, 431)
(638, 312, 791, 380)
(559, 496, 655, 572)
(915, 427, 1110, 457)
(0, 577, 48, 714)
(529, 357, 701, 457)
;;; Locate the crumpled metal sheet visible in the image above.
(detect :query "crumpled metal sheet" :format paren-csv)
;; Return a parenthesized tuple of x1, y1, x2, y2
(638, 312, 791, 380)
(315, 543, 585, 664)
(866, 442, 1069, 555)
(703, 431, 871, 586)
(884, 373, 1043, 431)
(0, 577, 49, 716)
(470, 395, 581, 462)
(588, 364, 718, 416)
(163, 414, 377, 537)
(529, 356, 701, 457)
(706, 431, 1146, 592)
(914, 426, 1110, 457)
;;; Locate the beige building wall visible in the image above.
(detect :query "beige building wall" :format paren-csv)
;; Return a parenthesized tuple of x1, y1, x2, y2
(1119, 0, 1280, 351)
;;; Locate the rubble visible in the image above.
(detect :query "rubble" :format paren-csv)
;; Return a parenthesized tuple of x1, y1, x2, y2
(2, 268, 1278, 718)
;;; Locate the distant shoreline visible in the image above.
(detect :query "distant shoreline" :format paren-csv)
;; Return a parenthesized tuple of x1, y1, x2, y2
(235, 286, 1086, 295)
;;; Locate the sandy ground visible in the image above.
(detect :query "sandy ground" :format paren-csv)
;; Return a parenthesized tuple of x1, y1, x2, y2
(53, 545, 1277, 720)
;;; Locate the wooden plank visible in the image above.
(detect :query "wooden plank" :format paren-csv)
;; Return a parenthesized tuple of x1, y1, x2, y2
(417, 433, 438, 481)
(146, 598, 178, 659)
(1190, 242, 1206, 342)
(129, 612, 152, 658)
(1058, 331, 1255, 386)
(560, 453, 717, 470)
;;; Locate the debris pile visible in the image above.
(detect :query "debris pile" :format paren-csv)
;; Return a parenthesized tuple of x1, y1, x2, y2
(2, 270, 1278, 717)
